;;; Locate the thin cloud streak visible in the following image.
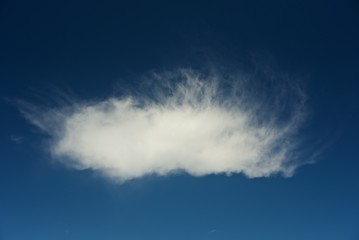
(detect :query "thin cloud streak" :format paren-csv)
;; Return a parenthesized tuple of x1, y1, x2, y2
(21, 69, 307, 182)
(10, 135, 24, 144)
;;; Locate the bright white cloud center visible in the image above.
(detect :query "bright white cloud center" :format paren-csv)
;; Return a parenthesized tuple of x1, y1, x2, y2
(23, 69, 306, 182)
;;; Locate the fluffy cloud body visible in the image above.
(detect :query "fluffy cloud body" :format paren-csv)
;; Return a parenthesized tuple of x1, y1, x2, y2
(22, 69, 307, 182)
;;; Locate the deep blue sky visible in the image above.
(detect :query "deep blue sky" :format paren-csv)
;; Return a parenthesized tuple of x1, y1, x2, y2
(1, 0, 359, 239)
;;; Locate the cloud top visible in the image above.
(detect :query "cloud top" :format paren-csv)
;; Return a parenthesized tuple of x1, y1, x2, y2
(22, 69, 307, 182)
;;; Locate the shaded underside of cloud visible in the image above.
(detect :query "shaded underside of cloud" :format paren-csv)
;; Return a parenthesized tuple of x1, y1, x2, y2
(21, 68, 307, 182)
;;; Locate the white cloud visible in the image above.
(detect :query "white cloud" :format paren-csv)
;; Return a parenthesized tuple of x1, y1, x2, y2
(21, 69, 307, 182)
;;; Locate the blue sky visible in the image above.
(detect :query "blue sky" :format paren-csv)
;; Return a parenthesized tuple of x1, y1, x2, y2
(1, 0, 359, 239)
